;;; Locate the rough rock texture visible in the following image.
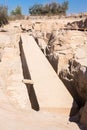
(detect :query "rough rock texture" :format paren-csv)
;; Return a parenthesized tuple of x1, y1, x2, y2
(59, 59, 87, 127)
(66, 18, 87, 30)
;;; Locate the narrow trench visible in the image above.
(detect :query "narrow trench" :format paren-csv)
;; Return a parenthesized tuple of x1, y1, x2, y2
(19, 37, 39, 111)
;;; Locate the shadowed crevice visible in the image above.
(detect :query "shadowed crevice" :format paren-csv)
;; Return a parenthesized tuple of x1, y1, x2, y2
(19, 37, 39, 111)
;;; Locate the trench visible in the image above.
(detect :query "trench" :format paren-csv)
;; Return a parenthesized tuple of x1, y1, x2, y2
(19, 37, 39, 111)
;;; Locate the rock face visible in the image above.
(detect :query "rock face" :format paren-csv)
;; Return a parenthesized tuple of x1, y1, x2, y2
(59, 59, 87, 126)
(66, 18, 87, 30)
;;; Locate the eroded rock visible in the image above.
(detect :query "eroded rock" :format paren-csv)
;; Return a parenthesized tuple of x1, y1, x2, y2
(59, 58, 87, 127)
(66, 18, 87, 30)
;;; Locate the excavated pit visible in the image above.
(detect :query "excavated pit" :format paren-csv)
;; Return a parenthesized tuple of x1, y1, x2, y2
(19, 25, 87, 128)
(0, 19, 86, 129)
